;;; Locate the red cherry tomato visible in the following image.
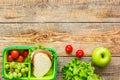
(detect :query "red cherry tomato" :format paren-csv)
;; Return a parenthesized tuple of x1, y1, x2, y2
(17, 55, 24, 62)
(23, 50, 29, 58)
(76, 50, 84, 58)
(11, 50, 19, 59)
(7, 54, 14, 62)
(65, 45, 73, 53)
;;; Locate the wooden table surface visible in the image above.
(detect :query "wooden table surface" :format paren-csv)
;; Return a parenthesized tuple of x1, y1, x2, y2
(0, 0, 120, 80)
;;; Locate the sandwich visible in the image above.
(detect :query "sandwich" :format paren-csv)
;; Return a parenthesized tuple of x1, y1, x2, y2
(31, 50, 53, 77)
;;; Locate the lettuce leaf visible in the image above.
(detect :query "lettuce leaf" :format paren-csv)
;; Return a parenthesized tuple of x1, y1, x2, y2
(62, 58, 102, 80)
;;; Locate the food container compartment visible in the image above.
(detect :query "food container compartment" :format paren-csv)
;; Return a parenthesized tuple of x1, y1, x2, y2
(4, 62, 30, 80)
(2, 46, 33, 80)
(29, 47, 58, 80)
(2, 46, 58, 80)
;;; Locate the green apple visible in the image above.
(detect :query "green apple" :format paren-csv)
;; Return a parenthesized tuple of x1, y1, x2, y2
(92, 47, 111, 67)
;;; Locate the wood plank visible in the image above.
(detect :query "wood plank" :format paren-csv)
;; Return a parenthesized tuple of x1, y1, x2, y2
(0, 23, 120, 57)
(0, 57, 120, 80)
(57, 57, 120, 80)
(0, 0, 120, 22)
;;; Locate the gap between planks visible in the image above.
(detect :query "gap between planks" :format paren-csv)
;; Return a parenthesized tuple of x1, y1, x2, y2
(0, 22, 120, 24)
(0, 0, 120, 22)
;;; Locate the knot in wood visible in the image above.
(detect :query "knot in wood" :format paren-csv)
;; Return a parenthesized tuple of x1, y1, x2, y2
(43, 34, 48, 38)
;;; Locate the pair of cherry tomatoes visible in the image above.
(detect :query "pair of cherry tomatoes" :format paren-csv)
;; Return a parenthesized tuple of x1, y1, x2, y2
(7, 50, 28, 62)
(65, 45, 84, 58)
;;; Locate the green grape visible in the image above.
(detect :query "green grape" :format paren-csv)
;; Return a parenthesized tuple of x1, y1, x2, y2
(13, 72, 17, 78)
(17, 64, 22, 70)
(10, 62, 16, 68)
(18, 73, 22, 78)
(6, 62, 29, 79)
(8, 71, 12, 75)
(9, 73, 13, 79)
(17, 63, 21, 65)
(21, 68, 25, 73)
(17, 63, 21, 67)
(23, 73, 27, 77)
(10, 68, 14, 73)
(25, 67, 29, 72)
(15, 69, 20, 73)
(5, 64, 10, 70)
(21, 64, 25, 68)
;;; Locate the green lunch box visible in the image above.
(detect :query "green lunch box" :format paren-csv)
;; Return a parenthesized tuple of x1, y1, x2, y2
(2, 46, 58, 80)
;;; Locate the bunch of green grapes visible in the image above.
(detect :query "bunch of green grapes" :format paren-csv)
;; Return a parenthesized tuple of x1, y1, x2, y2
(5, 62, 29, 79)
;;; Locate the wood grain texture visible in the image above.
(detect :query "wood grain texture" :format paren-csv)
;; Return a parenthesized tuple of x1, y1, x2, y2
(0, 57, 120, 80)
(0, 0, 120, 80)
(0, 0, 120, 22)
(57, 57, 120, 80)
(0, 23, 120, 57)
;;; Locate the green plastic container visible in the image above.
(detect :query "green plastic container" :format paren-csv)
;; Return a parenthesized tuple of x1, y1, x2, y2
(2, 46, 58, 80)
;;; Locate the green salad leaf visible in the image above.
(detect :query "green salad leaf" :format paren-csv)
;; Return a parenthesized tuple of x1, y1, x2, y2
(62, 58, 102, 80)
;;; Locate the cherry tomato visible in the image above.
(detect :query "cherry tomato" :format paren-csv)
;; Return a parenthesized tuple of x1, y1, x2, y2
(11, 50, 19, 59)
(17, 55, 24, 62)
(7, 54, 14, 62)
(76, 50, 84, 58)
(23, 50, 29, 58)
(65, 45, 73, 53)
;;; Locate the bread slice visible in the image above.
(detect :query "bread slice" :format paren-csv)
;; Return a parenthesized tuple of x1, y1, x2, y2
(31, 50, 52, 77)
